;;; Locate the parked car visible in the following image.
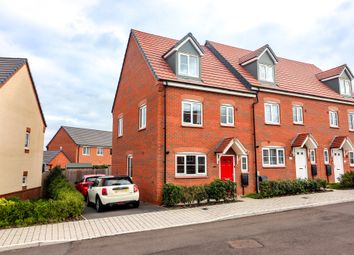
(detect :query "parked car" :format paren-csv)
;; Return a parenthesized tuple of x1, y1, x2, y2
(75, 174, 105, 197)
(87, 176, 140, 212)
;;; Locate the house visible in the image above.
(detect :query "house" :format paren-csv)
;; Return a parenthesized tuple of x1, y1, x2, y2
(43, 150, 70, 171)
(47, 126, 112, 166)
(0, 57, 46, 199)
(112, 29, 354, 204)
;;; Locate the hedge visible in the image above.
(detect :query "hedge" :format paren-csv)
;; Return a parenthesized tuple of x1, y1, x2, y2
(0, 167, 84, 228)
(339, 171, 354, 188)
(163, 179, 236, 207)
(258, 179, 327, 198)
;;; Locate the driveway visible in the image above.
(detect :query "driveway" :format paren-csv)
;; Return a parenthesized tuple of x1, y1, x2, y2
(83, 201, 166, 219)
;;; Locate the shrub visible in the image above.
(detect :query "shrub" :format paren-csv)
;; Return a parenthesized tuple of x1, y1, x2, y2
(162, 183, 183, 207)
(259, 179, 327, 198)
(339, 171, 354, 188)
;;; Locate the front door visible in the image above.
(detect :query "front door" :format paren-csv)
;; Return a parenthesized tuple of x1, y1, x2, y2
(220, 156, 234, 181)
(333, 149, 344, 183)
(295, 148, 308, 179)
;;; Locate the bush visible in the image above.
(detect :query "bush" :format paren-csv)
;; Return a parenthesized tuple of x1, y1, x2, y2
(259, 179, 327, 198)
(339, 171, 354, 188)
(0, 166, 84, 228)
(162, 179, 236, 207)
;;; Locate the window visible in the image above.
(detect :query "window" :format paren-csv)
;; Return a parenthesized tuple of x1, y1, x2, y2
(139, 104, 147, 130)
(110, 148, 112, 155)
(264, 102, 280, 124)
(182, 100, 202, 126)
(340, 79, 352, 97)
(293, 105, 303, 124)
(24, 132, 30, 148)
(324, 149, 329, 164)
(309, 149, 316, 164)
(118, 117, 123, 137)
(349, 151, 354, 166)
(259, 64, 274, 82)
(329, 111, 338, 127)
(22, 176, 27, 187)
(241, 155, 248, 172)
(83, 146, 90, 155)
(127, 155, 133, 177)
(178, 53, 199, 77)
(97, 147, 104, 156)
(262, 147, 285, 167)
(349, 113, 354, 131)
(220, 105, 234, 126)
(176, 154, 207, 176)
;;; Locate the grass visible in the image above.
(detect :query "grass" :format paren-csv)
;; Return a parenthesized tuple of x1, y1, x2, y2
(242, 193, 261, 199)
(328, 183, 342, 189)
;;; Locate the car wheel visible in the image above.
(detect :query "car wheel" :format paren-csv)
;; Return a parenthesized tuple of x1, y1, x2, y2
(132, 201, 140, 208)
(86, 196, 91, 207)
(95, 197, 104, 212)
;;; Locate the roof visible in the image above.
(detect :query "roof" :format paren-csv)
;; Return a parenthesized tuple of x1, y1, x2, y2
(208, 41, 354, 103)
(330, 136, 347, 148)
(239, 44, 278, 65)
(215, 137, 234, 153)
(163, 32, 204, 59)
(316, 64, 354, 81)
(43, 150, 61, 164)
(66, 163, 93, 169)
(61, 126, 112, 147)
(291, 133, 318, 148)
(291, 133, 309, 147)
(0, 57, 27, 86)
(131, 29, 251, 93)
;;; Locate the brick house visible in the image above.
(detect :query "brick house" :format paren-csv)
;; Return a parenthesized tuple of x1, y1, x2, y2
(0, 57, 46, 199)
(112, 29, 354, 204)
(47, 126, 112, 166)
(43, 150, 70, 171)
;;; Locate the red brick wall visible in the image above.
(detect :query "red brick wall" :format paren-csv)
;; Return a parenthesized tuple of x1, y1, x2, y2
(0, 187, 41, 200)
(48, 151, 71, 169)
(47, 128, 78, 162)
(112, 35, 163, 204)
(255, 92, 354, 182)
(77, 146, 112, 165)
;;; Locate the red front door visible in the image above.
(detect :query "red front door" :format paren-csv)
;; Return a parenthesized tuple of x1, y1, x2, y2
(220, 156, 234, 181)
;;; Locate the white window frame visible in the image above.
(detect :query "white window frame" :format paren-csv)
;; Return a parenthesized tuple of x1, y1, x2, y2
(329, 111, 338, 128)
(259, 63, 274, 82)
(22, 176, 27, 187)
(349, 151, 354, 166)
(262, 147, 285, 167)
(309, 149, 316, 164)
(240, 155, 248, 173)
(175, 153, 207, 177)
(97, 147, 104, 156)
(220, 104, 234, 126)
(83, 146, 90, 156)
(24, 132, 30, 148)
(118, 117, 123, 137)
(178, 53, 199, 78)
(127, 154, 133, 177)
(324, 149, 329, 164)
(264, 102, 280, 125)
(339, 79, 352, 97)
(139, 104, 147, 130)
(182, 100, 203, 127)
(293, 105, 303, 124)
(348, 112, 354, 131)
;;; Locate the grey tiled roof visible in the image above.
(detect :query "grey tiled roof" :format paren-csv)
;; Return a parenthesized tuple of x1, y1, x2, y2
(63, 126, 112, 147)
(0, 57, 27, 85)
(43, 150, 61, 164)
(67, 163, 93, 169)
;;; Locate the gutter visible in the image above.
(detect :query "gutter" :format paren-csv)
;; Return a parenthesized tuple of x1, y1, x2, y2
(252, 93, 259, 193)
(163, 81, 167, 184)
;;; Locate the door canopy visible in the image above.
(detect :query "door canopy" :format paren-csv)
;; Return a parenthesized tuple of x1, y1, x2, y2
(291, 133, 318, 149)
(215, 137, 247, 155)
(330, 136, 354, 151)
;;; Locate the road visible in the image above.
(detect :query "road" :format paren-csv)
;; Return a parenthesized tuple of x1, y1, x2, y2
(3, 202, 354, 255)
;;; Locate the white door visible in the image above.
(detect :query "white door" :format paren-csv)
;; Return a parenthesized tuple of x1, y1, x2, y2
(295, 148, 308, 179)
(333, 149, 344, 183)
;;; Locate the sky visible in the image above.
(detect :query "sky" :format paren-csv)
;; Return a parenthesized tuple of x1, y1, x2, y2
(1, 0, 354, 146)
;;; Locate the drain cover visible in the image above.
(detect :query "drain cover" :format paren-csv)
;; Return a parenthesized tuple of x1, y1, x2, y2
(202, 208, 208, 210)
(302, 196, 309, 199)
(228, 239, 263, 249)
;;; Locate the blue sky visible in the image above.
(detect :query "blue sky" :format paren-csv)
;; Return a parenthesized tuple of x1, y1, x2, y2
(1, 0, 354, 145)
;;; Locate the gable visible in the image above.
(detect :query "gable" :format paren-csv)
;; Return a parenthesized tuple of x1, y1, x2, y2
(259, 50, 275, 65)
(340, 70, 351, 80)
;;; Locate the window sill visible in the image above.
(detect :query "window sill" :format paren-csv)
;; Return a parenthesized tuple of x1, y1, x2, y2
(97, 155, 103, 157)
(350, 165, 354, 168)
(293, 122, 304, 126)
(264, 123, 280, 126)
(138, 127, 146, 132)
(181, 124, 203, 128)
(220, 124, 235, 128)
(175, 175, 208, 179)
(349, 130, 354, 132)
(82, 154, 90, 156)
(117, 135, 123, 138)
(262, 165, 286, 169)
(329, 126, 339, 129)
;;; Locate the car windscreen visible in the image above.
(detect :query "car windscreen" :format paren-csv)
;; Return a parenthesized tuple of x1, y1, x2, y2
(103, 178, 132, 186)
(86, 177, 99, 182)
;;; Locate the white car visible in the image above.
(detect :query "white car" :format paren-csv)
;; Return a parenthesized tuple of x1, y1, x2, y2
(87, 176, 140, 212)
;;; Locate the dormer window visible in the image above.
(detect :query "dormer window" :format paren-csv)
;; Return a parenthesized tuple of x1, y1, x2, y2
(259, 64, 274, 82)
(178, 53, 199, 78)
(340, 79, 352, 96)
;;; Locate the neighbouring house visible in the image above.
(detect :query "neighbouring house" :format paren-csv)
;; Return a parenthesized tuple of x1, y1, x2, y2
(0, 57, 46, 199)
(112, 29, 354, 204)
(43, 150, 70, 171)
(47, 126, 112, 166)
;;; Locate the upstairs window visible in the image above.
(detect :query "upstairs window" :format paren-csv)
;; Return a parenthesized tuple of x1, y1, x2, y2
(259, 64, 274, 82)
(83, 146, 90, 156)
(178, 53, 199, 78)
(293, 105, 303, 124)
(97, 147, 104, 156)
(24, 132, 30, 148)
(349, 113, 354, 131)
(340, 79, 352, 97)
(220, 105, 234, 126)
(139, 104, 147, 130)
(182, 100, 202, 126)
(118, 117, 123, 137)
(264, 102, 280, 124)
(329, 111, 338, 128)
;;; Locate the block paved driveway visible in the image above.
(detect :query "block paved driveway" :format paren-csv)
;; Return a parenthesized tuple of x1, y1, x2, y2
(83, 201, 166, 219)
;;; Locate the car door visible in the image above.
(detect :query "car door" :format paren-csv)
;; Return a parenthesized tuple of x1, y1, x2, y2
(88, 179, 99, 202)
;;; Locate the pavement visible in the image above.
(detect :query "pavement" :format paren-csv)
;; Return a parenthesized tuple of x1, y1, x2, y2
(1, 189, 354, 252)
